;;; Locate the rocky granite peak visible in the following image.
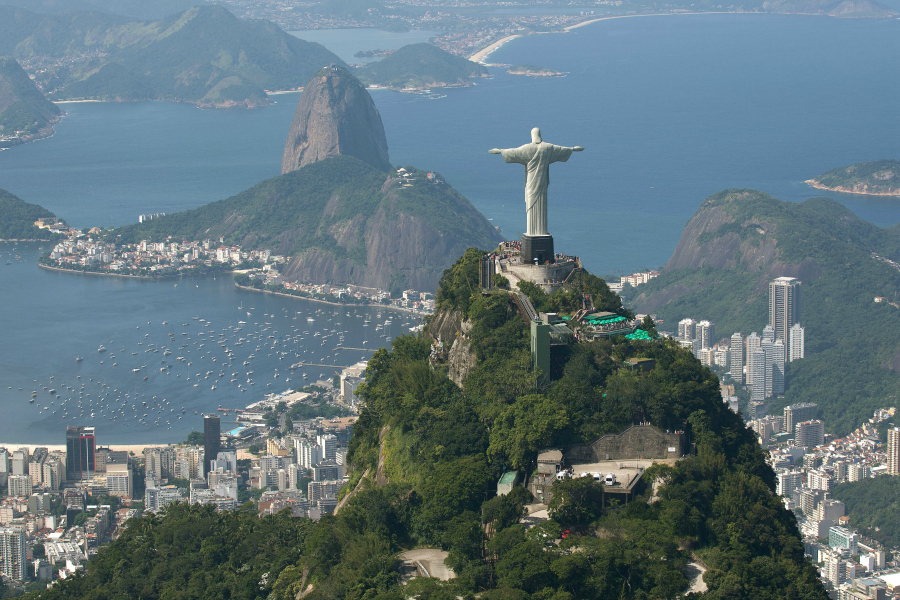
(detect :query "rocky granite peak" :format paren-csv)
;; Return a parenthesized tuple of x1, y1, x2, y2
(282, 65, 391, 174)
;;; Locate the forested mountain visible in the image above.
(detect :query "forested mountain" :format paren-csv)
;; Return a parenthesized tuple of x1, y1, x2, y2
(0, 5, 345, 107)
(112, 156, 503, 293)
(0, 0, 209, 20)
(21, 248, 826, 600)
(629, 189, 900, 435)
(0, 57, 61, 143)
(358, 43, 488, 90)
(807, 159, 900, 196)
(0, 188, 64, 240)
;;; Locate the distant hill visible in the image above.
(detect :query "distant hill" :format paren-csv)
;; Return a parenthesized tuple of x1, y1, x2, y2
(358, 43, 488, 90)
(762, 0, 897, 17)
(0, 188, 65, 240)
(629, 189, 900, 435)
(112, 156, 504, 293)
(806, 159, 900, 196)
(0, 0, 209, 20)
(0, 57, 62, 145)
(0, 5, 346, 107)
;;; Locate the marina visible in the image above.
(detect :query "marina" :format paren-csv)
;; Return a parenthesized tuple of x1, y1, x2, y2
(0, 242, 421, 444)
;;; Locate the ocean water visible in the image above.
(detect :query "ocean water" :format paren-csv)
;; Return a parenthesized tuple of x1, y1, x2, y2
(0, 14, 899, 443)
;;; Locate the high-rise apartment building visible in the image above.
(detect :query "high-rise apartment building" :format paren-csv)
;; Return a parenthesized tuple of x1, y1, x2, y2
(784, 402, 818, 434)
(762, 325, 775, 344)
(697, 320, 715, 349)
(771, 340, 785, 397)
(795, 420, 825, 449)
(769, 277, 801, 342)
(317, 434, 338, 462)
(144, 447, 176, 480)
(7, 475, 31, 498)
(888, 427, 900, 476)
(823, 552, 845, 587)
(745, 332, 761, 383)
(750, 349, 767, 401)
(776, 470, 803, 497)
(203, 415, 220, 477)
(678, 318, 696, 341)
(66, 426, 96, 481)
(789, 323, 805, 362)
(848, 463, 871, 482)
(106, 451, 132, 498)
(729, 333, 743, 383)
(0, 527, 27, 582)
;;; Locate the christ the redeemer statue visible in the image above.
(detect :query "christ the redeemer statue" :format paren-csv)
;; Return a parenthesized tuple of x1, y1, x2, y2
(490, 128, 583, 237)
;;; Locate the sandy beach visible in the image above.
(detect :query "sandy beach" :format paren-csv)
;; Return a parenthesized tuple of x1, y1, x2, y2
(469, 34, 523, 63)
(0, 443, 180, 455)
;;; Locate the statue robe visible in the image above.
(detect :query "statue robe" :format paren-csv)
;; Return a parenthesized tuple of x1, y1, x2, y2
(500, 141, 574, 237)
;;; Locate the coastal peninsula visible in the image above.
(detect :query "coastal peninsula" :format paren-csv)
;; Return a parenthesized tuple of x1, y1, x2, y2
(806, 159, 900, 196)
(507, 64, 564, 77)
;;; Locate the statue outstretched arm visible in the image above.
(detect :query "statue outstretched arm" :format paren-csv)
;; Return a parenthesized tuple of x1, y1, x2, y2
(489, 148, 502, 154)
(573, 146, 584, 151)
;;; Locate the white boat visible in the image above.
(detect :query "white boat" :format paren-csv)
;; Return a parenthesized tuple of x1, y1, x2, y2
(98, 346, 107, 352)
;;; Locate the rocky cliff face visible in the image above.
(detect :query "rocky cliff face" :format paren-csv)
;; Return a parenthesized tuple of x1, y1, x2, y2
(282, 66, 391, 174)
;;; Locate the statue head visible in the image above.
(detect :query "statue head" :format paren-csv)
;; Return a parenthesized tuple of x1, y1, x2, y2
(531, 127, 542, 144)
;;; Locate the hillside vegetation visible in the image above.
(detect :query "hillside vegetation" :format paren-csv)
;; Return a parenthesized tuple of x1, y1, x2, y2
(630, 189, 900, 434)
(111, 156, 503, 292)
(0, 57, 61, 139)
(833, 476, 900, 549)
(0, 5, 344, 107)
(22, 248, 826, 600)
(807, 159, 900, 196)
(0, 189, 64, 240)
(357, 43, 488, 89)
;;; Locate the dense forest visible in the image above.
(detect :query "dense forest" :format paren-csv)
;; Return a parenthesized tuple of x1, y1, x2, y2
(630, 189, 900, 435)
(832, 476, 900, 550)
(0, 5, 344, 106)
(26, 248, 826, 599)
(0, 189, 63, 241)
(357, 43, 488, 89)
(0, 58, 61, 137)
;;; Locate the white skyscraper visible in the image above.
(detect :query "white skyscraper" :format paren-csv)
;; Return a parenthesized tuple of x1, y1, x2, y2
(317, 434, 338, 462)
(789, 323, 805, 362)
(697, 320, 715, 349)
(297, 440, 322, 470)
(769, 277, 801, 342)
(745, 332, 761, 384)
(888, 427, 900, 476)
(678, 318, 696, 341)
(762, 324, 775, 344)
(750, 349, 766, 401)
(771, 339, 785, 397)
(730, 333, 743, 383)
(761, 339, 774, 397)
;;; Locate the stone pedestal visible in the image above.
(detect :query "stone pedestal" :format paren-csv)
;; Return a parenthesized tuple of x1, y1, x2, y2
(522, 234, 554, 265)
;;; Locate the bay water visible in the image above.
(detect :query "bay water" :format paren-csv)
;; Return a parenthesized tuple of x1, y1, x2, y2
(1, 14, 899, 443)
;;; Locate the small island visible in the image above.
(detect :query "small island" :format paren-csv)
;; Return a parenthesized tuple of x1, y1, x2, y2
(507, 64, 565, 77)
(806, 159, 900, 197)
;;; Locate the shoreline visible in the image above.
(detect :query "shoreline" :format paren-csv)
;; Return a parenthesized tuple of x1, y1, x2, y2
(804, 179, 900, 197)
(468, 11, 757, 64)
(469, 34, 522, 63)
(38, 262, 180, 279)
(234, 283, 430, 318)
